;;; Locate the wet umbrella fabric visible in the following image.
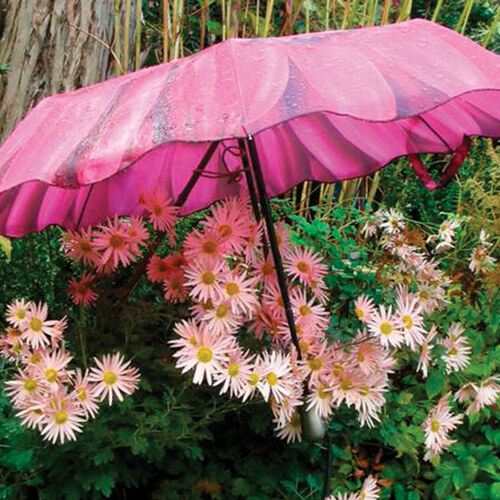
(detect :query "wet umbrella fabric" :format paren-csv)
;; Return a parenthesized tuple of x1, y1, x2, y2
(1, 19, 500, 236)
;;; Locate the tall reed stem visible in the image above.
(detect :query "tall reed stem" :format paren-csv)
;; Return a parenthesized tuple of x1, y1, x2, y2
(134, 0, 142, 70)
(113, 0, 122, 75)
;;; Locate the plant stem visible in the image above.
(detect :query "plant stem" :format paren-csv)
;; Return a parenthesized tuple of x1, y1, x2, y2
(134, 0, 142, 70)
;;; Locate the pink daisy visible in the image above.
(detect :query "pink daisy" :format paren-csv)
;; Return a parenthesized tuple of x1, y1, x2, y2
(184, 259, 225, 303)
(141, 186, 179, 232)
(354, 295, 376, 324)
(22, 302, 58, 349)
(394, 293, 426, 350)
(463, 377, 500, 414)
(367, 306, 404, 349)
(202, 301, 242, 336)
(183, 229, 229, 264)
(306, 382, 334, 419)
(93, 217, 137, 269)
(255, 351, 294, 404)
(147, 255, 172, 283)
(213, 348, 254, 398)
(68, 273, 99, 307)
(125, 216, 149, 253)
(276, 410, 302, 443)
(171, 325, 233, 385)
(6, 298, 31, 328)
(88, 353, 140, 405)
(72, 368, 100, 419)
(359, 475, 380, 500)
(5, 369, 48, 404)
(416, 325, 438, 379)
(36, 349, 73, 386)
(163, 272, 189, 303)
(40, 392, 86, 444)
(62, 227, 101, 267)
(284, 247, 327, 286)
(217, 271, 259, 316)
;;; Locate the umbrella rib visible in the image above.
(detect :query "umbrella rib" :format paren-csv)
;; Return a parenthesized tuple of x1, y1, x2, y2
(76, 185, 94, 228)
(246, 134, 302, 361)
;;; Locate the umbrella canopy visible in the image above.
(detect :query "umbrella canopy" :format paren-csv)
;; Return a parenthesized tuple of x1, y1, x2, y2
(1, 18, 500, 237)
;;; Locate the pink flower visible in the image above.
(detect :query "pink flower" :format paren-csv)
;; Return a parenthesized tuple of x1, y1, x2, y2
(36, 349, 73, 386)
(40, 391, 86, 444)
(217, 271, 259, 316)
(125, 216, 149, 253)
(417, 326, 438, 379)
(170, 324, 233, 385)
(367, 306, 404, 349)
(68, 273, 99, 306)
(62, 227, 101, 267)
(202, 301, 242, 336)
(88, 353, 140, 405)
(394, 292, 426, 350)
(213, 348, 254, 398)
(306, 382, 334, 419)
(284, 247, 327, 286)
(141, 186, 179, 232)
(184, 259, 225, 303)
(5, 369, 48, 404)
(93, 217, 138, 269)
(6, 298, 31, 328)
(184, 229, 228, 264)
(163, 272, 189, 303)
(441, 323, 471, 373)
(276, 410, 302, 443)
(354, 295, 376, 324)
(72, 368, 100, 419)
(255, 351, 294, 404)
(21, 302, 58, 349)
(147, 255, 172, 283)
(422, 394, 463, 460)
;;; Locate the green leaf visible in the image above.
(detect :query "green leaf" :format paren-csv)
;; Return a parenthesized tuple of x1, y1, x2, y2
(470, 484, 492, 499)
(491, 483, 500, 500)
(0, 236, 12, 260)
(426, 371, 445, 399)
(435, 476, 452, 498)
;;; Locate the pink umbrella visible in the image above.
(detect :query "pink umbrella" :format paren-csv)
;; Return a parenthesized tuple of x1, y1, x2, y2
(1, 18, 500, 238)
(1, 18, 500, 364)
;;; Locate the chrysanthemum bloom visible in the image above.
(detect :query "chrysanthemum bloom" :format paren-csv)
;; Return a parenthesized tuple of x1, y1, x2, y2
(422, 394, 463, 460)
(36, 349, 73, 386)
(354, 295, 376, 324)
(68, 273, 99, 307)
(262, 281, 287, 319)
(455, 382, 478, 404)
(93, 217, 138, 269)
(217, 271, 259, 316)
(284, 247, 327, 286)
(416, 284, 448, 314)
(308, 276, 329, 305)
(147, 255, 172, 283)
(140, 186, 179, 232)
(163, 272, 189, 303)
(202, 300, 242, 336)
(354, 376, 387, 428)
(88, 353, 140, 405)
(349, 334, 384, 376)
(5, 369, 47, 404)
(171, 325, 233, 385)
(462, 377, 500, 414)
(276, 410, 302, 443)
(367, 306, 404, 349)
(306, 383, 334, 419)
(40, 392, 86, 444)
(359, 475, 380, 500)
(48, 317, 68, 349)
(204, 199, 250, 253)
(0, 334, 25, 362)
(213, 349, 254, 398)
(15, 396, 46, 430)
(22, 302, 58, 349)
(380, 208, 405, 235)
(255, 351, 294, 404)
(6, 298, 31, 328)
(300, 344, 331, 386)
(416, 326, 438, 379)
(361, 219, 379, 238)
(469, 245, 496, 274)
(270, 379, 304, 427)
(325, 492, 359, 500)
(184, 259, 225, 303)
(274, 221, 293, 256)
(125, 216, 149, 253)
(184, 229, 229, 264)
(254, 255, 278, 286)
(189, 299, 215, 321)
(72, 368, 100, 419)
(290, 288, 329, 332)
(243, 221, 264, 265)
(330, 369, 364, 408)
(170, 319, 202, 350)
(394, 295, 426, 350)
(441, 324, 471, 373)
(62, 227, 101, 267)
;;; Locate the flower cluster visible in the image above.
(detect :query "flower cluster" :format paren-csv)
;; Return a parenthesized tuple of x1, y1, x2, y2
(427, 218, 460, 254)
(61, 187, 179, 306)
(1, 300, 140, 444)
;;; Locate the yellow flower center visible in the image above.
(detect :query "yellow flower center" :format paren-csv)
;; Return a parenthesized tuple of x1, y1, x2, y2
(430, 418, 440, 433)
(299, 340, 309, 354)
(419, 290, 430, 300)
(77, 388, 87, 401)
(331, 364, 343, 377)
(318, 386, 329, 399)
(29, 317, 43, 333)
(197, 347, 213, 363)
(103, 371, 118, 386)
(290, 412, 301, 428)
(261, 262, 274, 276)
(78, 241, 92, 253)
(359, 384, 370, 396)
(340, 378, 353, 391)
(215, 304, 229, 319)
(109, 234, 125, 250)
(189, 336, 197, 346)
(249, 373, 260, 386)
(12, 342, 23, 354)
(218, 224, 232, 238)
(227, 364, 240, 377)
(297, 261, 310, 273)
(357, 351, 365, 362)
(380, 321, 392, 335)
(15, 310, 26, 320)
(45, 368, 58, 383)
(23, 378, 38, 392)
(448, 347, 458, 356)
(152, 204, 163, 216)
(200, 271, 215, 286)
(402, 315, 413, 329)
(355, 308, 364, 320)
(201, 240, 217, 255)
(225, 282, 240, 296)
(55, 410, 69, 425)
(308, 357, 324, 372)
(299, 305, 311, 317)
(266, 372, 278, 387)
(201, 299, 214, 311)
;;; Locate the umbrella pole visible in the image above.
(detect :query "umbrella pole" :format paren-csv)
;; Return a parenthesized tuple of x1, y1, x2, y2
(237, 138, 261, 222)
(245, 135, 302, 361)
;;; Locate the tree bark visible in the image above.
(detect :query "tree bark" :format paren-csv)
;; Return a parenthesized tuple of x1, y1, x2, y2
(0, 0, 138, 142)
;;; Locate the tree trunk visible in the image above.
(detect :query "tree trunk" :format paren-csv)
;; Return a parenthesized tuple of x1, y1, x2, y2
(0, 0, 138, 142)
